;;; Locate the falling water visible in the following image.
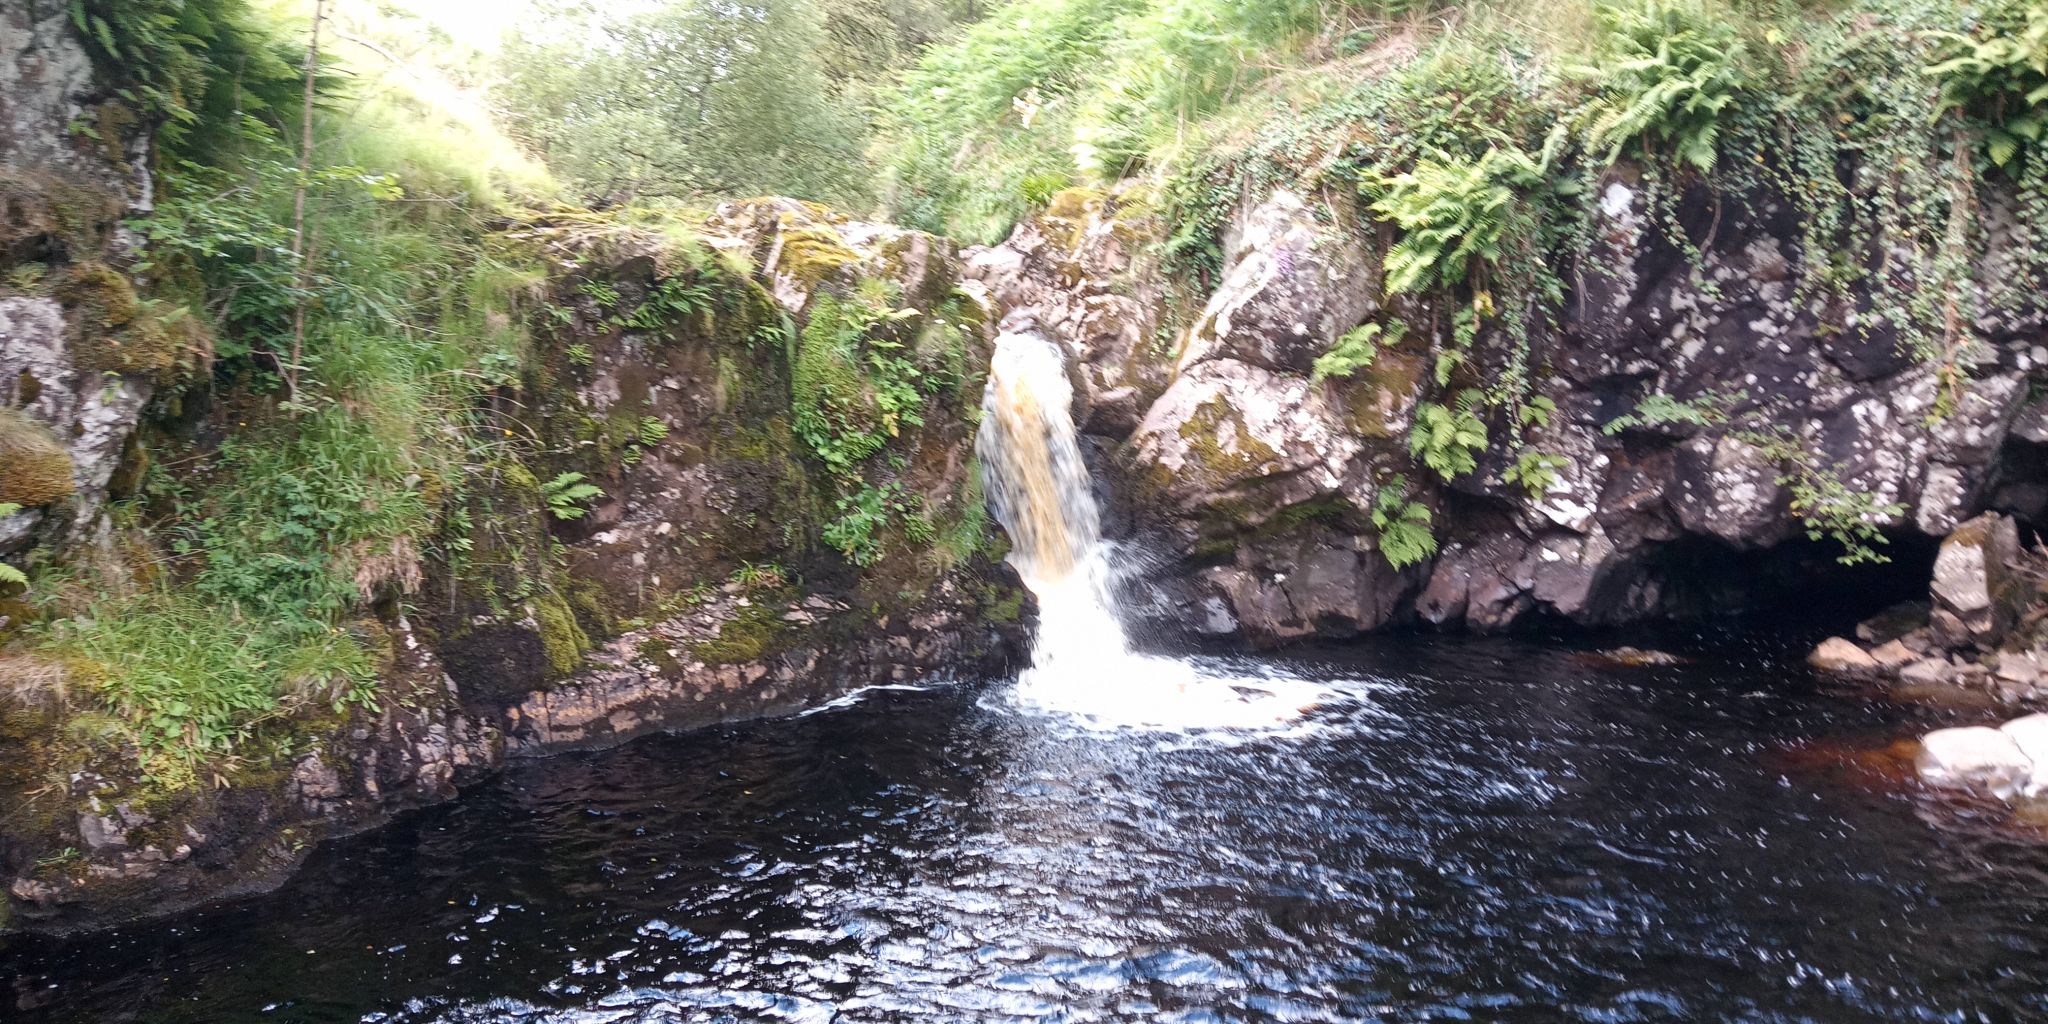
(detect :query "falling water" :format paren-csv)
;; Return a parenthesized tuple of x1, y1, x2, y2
(976, 329, 1322, 729)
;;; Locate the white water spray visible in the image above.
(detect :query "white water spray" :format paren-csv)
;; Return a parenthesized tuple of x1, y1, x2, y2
(976, 330, 1322, 730)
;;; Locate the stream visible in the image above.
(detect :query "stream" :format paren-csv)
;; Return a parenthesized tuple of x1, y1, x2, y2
(3, 632, 2046, 1022)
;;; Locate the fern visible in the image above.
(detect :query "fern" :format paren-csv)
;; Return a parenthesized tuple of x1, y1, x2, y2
(1369, 147, 1546, 295)
(1409, 391, 1489, 481)
(1505, 450, 1569, 502)
(1370, 476, 1437, 570)
(635, 416, 670, 447)
(1573, 0, 1747, 174)
(1312, 321, 1402, 384)
(540, 472, 605, 521)
(1926, 2, 2048, 168)
(1601, 388, 1745, 435)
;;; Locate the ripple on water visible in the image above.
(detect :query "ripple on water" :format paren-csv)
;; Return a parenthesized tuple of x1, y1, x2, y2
(5, 637, 2048, 1022)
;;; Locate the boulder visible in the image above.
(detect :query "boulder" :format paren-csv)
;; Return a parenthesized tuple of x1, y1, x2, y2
(1928, 512, 2024, 649)
(1898, 657, 1959, 687)
(1808, 637, 1878, 674)
(1175, 189, 1378, 376)
(1916, 726, 2033, 797)
(1868, 640, 1918, 670)
(1999, 714, 2048, 797)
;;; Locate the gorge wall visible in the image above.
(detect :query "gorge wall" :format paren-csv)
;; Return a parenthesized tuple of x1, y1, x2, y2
(970, 179, 2048, 646)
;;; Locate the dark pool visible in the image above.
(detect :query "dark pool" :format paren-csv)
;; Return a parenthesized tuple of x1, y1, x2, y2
(4, 632, 2045, 1023)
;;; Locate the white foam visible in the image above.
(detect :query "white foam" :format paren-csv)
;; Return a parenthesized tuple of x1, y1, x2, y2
(977, 330, 1334, 735)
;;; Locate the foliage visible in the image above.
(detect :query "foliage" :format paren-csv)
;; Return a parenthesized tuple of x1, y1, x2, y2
(1312, 321, 1400, 384)
(823, 483, 920, 566)
(878, 0, 1385, 239)
(1926, 1, 2048, 168)
(35, 592, 376, 781)
(541, 472, 605, 521)
(1572, 0, 1747, 174)
(1600, 389, 1744, 434)
(792, 282, 932, 476)
(1370, 476, 1437, 569)
(64, 0, 306, 160)
(496, 0, 871, 204)
(1409, 391, 1490, 481)
(1743, 430, 1906, 566)
(1370, 146, 1549, 295)
(7, 0, 561, 789)
(1505, 450, 1569, 502)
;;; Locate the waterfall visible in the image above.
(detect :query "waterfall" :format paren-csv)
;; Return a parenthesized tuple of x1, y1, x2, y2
(976, 329, 1322, 730)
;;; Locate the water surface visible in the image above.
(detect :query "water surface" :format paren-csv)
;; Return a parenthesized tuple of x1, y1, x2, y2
(3, 632, 2043, 1023)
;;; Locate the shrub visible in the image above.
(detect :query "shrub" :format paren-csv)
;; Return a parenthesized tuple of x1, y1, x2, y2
(1573, 0, 1748, 174)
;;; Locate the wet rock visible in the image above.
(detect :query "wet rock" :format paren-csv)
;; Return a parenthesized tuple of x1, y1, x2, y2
(1899, 658, 1959, 688)
(1857, 602, 1930, 646)
(1584, 647, 1687, 668)
(1868, 640, 1918, 670)
(2000, 714, 2048, 797)
(1929, 513, 2023, 649)
(1809, 637, 1878, 674)
(1917, 726, 2032, 797)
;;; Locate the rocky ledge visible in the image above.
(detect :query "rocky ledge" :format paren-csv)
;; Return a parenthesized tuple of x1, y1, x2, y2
(968, 178, 2048, 645)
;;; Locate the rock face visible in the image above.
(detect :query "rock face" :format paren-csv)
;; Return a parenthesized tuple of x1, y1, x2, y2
(0, 202, 1027, 934)
(1929, 513, 2024, 648)
(971, 173, 2048, 643)
(0, 6, 179, 554)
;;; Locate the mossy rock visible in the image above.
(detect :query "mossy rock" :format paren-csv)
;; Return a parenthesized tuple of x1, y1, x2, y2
(0, 174, 124, 266)
(0, 407, 75, 507)
(532, 592, 592, 677)
(690, 601, 793, 665)
(53, 262, 208, 383)
(1177, 398, 1280, 486)
(774, 225, 861, 291)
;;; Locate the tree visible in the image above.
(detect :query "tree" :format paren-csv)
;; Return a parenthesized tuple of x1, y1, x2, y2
(496, 0, 873, 204)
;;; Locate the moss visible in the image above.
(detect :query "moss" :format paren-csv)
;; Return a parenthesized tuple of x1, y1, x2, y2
(0, 407, 75, 507)
(53, 262, 207, 383)
(1177, 399, 1279, 486)
(0, 173, 123, 267)
(1338, 349, 1427, 440)
(634, 636, 682, 673)
(775, 224, 861, 290)
(1037, 187, 1108, 250)
(984, 589, 1024, 623)
(689, 601, 792, 665)
(532, 592, 591, 677)
(565, 576, 618, 639)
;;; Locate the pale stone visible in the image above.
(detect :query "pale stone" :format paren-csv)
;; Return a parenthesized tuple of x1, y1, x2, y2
(1998, 714, 2048, 796)
(1917, 726, 2033, 797)
(1868, 640, 1917, 669)
(1808, 637, 1877, 673)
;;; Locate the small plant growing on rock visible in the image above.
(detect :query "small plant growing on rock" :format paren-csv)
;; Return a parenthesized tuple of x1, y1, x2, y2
(1743, 430, 1905, 565)
(1926, 2, 2048, 168)
(1505, 450, 1569, 503)
(1312, 321, 1402, 384)
(1371, 477, 1437, 570)
(1573, 0, 1748, 174)
(1409, 391, 1490, 481)
(1601, 389, 1745, 434)
(540, 472, 604, 521)
(1369, 146, 1546, 296)
(0, 503, 25, 588)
